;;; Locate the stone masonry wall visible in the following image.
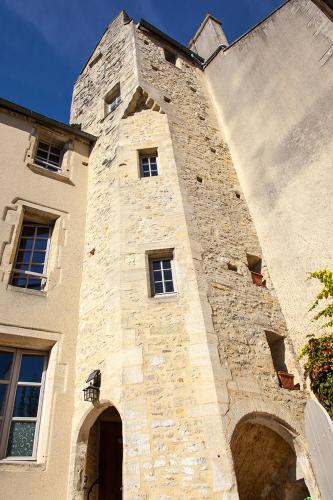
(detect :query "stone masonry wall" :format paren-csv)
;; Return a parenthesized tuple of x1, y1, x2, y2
(68, 10, 317, 499)
(136, 27, 307, 419)
(70, 13, 235, 499)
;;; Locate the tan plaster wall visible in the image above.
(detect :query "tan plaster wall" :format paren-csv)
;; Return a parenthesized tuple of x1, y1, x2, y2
(0, 109, 90, 499)
(203, 0, 333, 353)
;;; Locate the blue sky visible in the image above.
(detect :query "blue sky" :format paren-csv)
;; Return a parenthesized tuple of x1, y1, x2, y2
(0, 0, 284, 123)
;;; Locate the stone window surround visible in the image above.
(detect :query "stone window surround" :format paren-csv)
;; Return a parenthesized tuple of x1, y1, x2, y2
(0, 323, 61, 469)
(146, 248, 177, 298)
(1, 200, 67, 296)
(138, 148, 159, 178)
(25, 126, 75, 184)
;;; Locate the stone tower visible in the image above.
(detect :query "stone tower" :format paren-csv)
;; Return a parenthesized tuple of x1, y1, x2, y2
(68, 10, 318, 500)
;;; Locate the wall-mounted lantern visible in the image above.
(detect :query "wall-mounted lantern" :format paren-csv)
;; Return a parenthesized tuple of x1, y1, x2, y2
(83, 369, 101, 403)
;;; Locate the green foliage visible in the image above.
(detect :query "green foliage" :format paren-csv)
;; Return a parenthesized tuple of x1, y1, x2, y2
(299, 270, 333, 418)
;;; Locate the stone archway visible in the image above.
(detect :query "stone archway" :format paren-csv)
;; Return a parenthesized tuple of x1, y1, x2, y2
(71, 404, 123, 500)
(231, 417, 310, 500)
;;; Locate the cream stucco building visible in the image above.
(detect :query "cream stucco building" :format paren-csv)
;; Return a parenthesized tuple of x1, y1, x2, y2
(0, 1, 332, 499)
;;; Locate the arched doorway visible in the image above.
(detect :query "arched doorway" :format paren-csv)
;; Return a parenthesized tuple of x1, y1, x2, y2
(85, 406, 123, 500)
(231, 418, 310, 500)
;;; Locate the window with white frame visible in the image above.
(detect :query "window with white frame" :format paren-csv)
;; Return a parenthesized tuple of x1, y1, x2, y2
(139, 150, 158, 178)
(35, 141, 62, 172)
(11, 223, 52, 291)
(149, 254, 175, 295)
(105, 83, 121, 115)
(0, 347, 47, 460)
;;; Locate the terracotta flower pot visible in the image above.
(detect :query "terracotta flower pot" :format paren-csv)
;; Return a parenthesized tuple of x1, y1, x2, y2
(277, 371, 295, 390)
(250, 271, 265, 286)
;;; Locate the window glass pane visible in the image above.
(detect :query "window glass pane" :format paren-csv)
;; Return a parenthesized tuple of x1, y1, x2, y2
(0, 384, 9, 416)
(11, 275, 28, 288)
(13, 386, 41, 417)
(15, 264, 29, 271)
(30, 265, 44, 274)
(151, 170, 158, 176)
(0, 351, 14, 380)
(141, 158, 149, 165)
(27, 278, 43, 290)
(6, 421, 36, 457)
(19, 354, 44, 383)
(49, 154, 60, 164)
(50, 146, 61, 155)
(31, 252, 46, 264)
(38, 142, 49, 151)
(152, 261, 161, 271)
(36, 227, 50, 238)
(34, 239, 48, 251)
(22, 226, 35, 237)
(36, 150, 48, 160)
(17, 251, 31, 263)
(163, 270, 172, 281)
(165, 281, 174, 293)
(162, 260, 171, 269)
(153, 270, 162, 282)
(154, 282, 164, 294)
(19, 238, 33, 250)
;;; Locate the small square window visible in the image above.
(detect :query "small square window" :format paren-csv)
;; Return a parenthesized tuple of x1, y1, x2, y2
(139, 149, 158, 178)
(0, 347, 47, 460)
(105, 83, 121, 115)
(164, 48, 177, 65)
(149, 252, 175, 296)
(11, 223, 52, 291)
(35, 141, 62, 172)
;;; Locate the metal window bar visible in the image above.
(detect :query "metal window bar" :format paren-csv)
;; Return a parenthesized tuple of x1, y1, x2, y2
(11, 224, 52, 290)
(106, 95, 121, 114)
(140, 155, 158, 177)
(0, 348, 47, 460)
(35, 142, 62, 171)
(151, 259, 174, 295)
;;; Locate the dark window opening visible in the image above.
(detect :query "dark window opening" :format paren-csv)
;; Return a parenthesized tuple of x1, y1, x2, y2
(228, 263, 238, 272)
(265, 331, 287, 373)
(164, 48, 177, 65)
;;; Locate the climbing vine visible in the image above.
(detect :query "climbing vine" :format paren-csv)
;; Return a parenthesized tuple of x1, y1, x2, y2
(299, 270, 333, 419)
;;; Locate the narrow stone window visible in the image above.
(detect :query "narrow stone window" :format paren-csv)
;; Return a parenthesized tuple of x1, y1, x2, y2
(11, 222, 52, 291)
(227, 263, 237, 272)
(265, 331, 287, 372)
(246, 254, 265, 286)
(105, 83, 121, 115)
(88, 52, 102, 68)
(0, 347, 47, 460)
(149, 251, 175, 296)
(35, 141, 63, 172)
(164, 48, 177, 65)
(139, 149, 158, 178)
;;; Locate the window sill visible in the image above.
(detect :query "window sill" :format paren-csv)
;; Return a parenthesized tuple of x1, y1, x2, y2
(150, 292, 178, 303)
(7, 284, 47, 297)
(27, 163, 74, 185)
(0, 459, 45, 471)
